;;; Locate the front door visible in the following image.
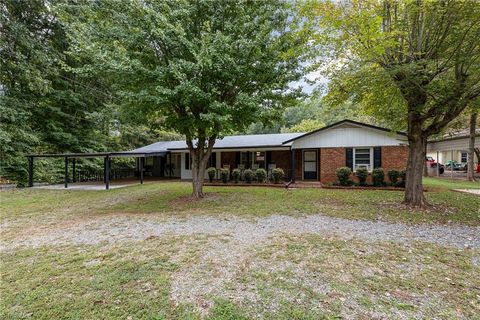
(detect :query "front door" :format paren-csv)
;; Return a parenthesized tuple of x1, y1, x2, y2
(303, 150, 318, 180)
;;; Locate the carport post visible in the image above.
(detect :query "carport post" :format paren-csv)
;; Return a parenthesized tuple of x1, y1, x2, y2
(436, 151, 439, 177)
(290, 149, 296, 183)
(105, 155, 110, 190)
(103, 157, 107, 183)
(64, 156, 69, 188)
(140, 157, 144, 184)
(28, 156, 34, 187)
(72, 158, 76, 182)
(451, 150, 454, 179)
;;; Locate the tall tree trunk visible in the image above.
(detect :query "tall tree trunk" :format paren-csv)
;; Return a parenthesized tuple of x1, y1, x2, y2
(190, 150, 208, 198)
(404, 120, 427, 207)
(467, 113, 477, 181)
(188, 136, 215, 198)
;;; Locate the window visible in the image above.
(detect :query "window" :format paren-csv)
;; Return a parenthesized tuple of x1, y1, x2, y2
(461, 152, 467, 163)
(353, 148, 373, 171)
(239, 152, 249, 169)
(253, 151, 266, 169)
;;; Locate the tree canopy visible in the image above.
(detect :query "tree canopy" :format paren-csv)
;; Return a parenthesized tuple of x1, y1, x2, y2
(309, 0, 480, 206)
(59, 0, 308, 196)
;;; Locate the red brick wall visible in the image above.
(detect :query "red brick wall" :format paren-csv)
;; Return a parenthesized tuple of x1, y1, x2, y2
(294, 149, 303, 180)
(381, 146, 409, 182)
(320, 148, 346, 183)
(270, 151, 291, 173)
(220, 152, 236, 171)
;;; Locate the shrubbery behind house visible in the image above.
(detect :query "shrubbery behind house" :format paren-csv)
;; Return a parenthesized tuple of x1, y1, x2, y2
(232, 169, 241, 183)
(220, 168, 229, 183)
(355, 167, 368, 186)
(207, 167, 216, 183)
(336, 167, 352, 186)
(271, 168, 285, 184)
(372, 168, 385, 187)
(255, 168, 267, 183)
(244, 169, 254, 183)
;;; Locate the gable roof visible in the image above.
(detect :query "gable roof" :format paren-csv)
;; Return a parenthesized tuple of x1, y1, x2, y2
(282, 119, 406, 144)
(129, 119, 405, 154)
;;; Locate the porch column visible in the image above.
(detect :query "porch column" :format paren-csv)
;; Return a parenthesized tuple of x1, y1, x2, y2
(64, 156, 69, 188)
(105, 155, 110, 190)
(72, 158, 76, 182)
(28, 156, 34, 187)
(140, 157, 144, 184)
(290, 149, 296, 183)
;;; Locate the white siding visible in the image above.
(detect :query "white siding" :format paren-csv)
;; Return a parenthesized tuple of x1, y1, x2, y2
(291, 126, 406, 149)
(180, 151, 221, 180)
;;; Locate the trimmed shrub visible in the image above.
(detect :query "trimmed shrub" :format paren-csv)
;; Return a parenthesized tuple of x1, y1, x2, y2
(395, 170, 407, 188)
(271, 168, 285, 184)
(220, 168, 229, 183)
(355, 167, 368, 186)
(255, 168, 267, 183)
(244, 169, 254, 183)
(372, 168, 385, 186)
(336, 167, 352, 186)
(207, 167, 216, 183)
(232, 169, 241, 183)
(387, 169, 400, 185)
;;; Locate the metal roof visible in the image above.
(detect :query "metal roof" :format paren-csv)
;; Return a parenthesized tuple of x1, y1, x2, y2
(130, 132, 305, 153)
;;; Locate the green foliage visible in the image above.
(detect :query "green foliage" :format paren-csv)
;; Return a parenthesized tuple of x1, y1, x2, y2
(61, 0, 309, 195)
(207, 167, 216, 183)
(395, 170, 407, 188)
(372, 168, 385, 187)
(271, 168, 285, 184)
(355, 167, 368, 186)
(255, 168, 267, 183)
(244, 169, 254, 184)
(232, 169, 241, 184)
(388, 170, 400, 186)
(220, 169, 229, 184)
(206, 299, 249, 320)
(284, 119, 325, 133)
(336, 167, 352, 186)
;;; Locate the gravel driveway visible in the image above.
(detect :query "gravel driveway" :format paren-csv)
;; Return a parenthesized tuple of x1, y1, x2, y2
(3, 214, 479, 250)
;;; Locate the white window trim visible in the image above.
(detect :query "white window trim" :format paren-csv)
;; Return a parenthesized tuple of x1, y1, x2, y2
(353, 147, 374, 172)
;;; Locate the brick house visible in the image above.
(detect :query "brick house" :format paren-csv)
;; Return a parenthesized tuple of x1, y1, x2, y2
(131, 120, 409, 184)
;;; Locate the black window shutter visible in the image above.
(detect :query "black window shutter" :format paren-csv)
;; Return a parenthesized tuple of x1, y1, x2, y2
(210, 152, 216, 168)
(373, 147, 382, 168)
(185, 153, 190, 170)
(266, 151, 272, 165)
(235, 152, 240, 167)
(346, 148, 353, 170)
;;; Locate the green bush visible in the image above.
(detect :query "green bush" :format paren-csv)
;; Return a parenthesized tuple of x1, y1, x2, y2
(395, 170, 407, 188)
(232, 168, 241, 183)
(336, 167, 352, 186)
(372, 168, 385, 186)
(244, 169, 254, 183)
(355, 167, 368, 186)
(387, 169, 400, 185)
(207, 167, 216, 183)
(271, 168, 284, 184)
(255, 168, 267, 183)
(220, 168, 229, 183)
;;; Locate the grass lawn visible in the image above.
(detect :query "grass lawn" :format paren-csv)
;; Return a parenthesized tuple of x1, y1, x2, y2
(1, 179, 479, 319)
